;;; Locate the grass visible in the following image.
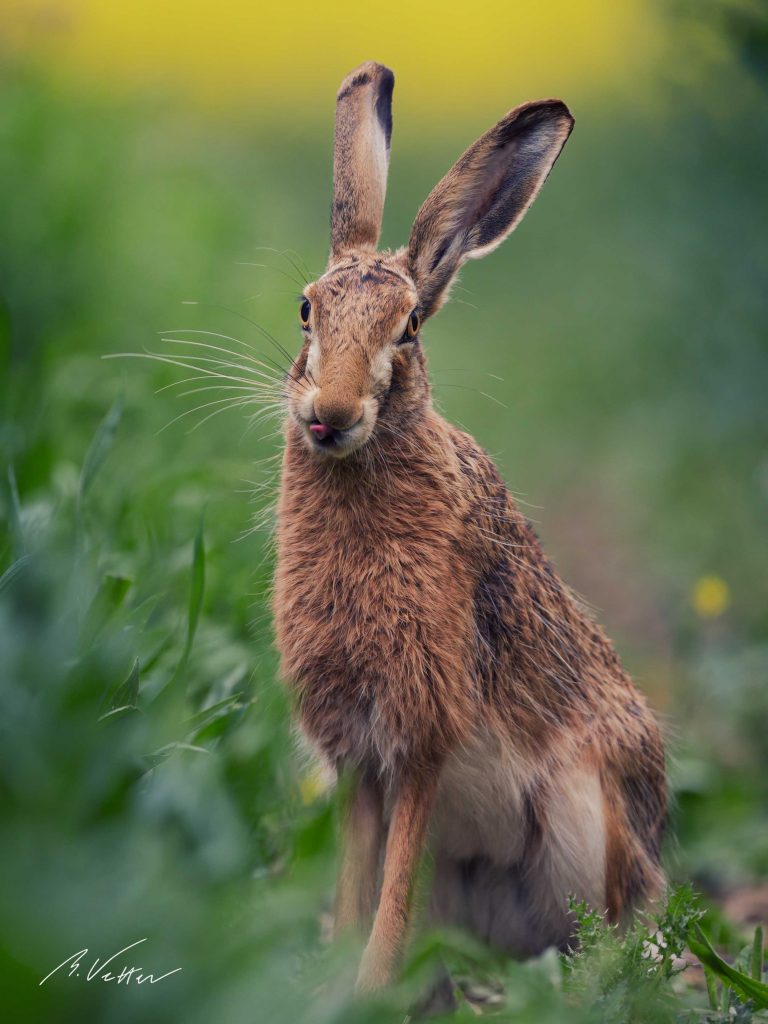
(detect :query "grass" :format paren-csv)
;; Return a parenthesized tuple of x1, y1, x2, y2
(1, 15, 768, 1019)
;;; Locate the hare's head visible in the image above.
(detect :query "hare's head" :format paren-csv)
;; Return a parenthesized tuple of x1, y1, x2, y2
(288, 61, 573, 459)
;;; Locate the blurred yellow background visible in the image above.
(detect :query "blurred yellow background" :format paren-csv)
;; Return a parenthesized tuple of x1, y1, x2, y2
(6, 0, 659, 117)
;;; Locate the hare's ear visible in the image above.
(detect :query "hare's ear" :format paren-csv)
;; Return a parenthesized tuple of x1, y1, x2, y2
(330, 61, 395, 259)
(408, 99, 573, 317)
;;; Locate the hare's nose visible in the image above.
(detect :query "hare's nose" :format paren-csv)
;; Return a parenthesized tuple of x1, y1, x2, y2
(312, 397, 363, 432)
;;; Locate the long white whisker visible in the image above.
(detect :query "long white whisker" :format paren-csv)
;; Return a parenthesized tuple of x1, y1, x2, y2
(156, 374, 280, 396)
(175, 384, 281, 401)
(161, 324, 298, 385)
(157, 394, 260, 434)
(160, 337, 284, 380)
(157, 344, 286, 386)
(106, 351, 278, 390)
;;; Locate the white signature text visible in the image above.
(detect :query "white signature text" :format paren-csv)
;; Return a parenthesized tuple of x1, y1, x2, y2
(40, 938, 182, 987)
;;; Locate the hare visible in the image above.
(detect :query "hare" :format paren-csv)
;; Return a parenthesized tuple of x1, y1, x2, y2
(273, 61, 666, 994)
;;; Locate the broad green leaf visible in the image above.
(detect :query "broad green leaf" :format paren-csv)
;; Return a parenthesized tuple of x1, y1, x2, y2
(689, 925, 768, 1009)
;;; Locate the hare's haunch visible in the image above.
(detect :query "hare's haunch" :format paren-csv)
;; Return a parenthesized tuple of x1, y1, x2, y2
(272, 61, 666, 994)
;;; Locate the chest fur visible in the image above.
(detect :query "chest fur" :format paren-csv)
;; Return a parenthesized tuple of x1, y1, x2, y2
(273, 447, 478, 769)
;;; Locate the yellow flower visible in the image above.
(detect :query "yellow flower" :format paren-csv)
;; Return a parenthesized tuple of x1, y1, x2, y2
(298, 771, 327, 806)
(691, 574, 730, 619)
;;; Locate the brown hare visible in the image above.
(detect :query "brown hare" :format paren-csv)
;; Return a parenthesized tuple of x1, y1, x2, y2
(273, 61, 666, 994)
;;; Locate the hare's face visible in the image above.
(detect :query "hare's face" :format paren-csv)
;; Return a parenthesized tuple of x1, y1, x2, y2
(284, 60, 573, 459)
(287, 252, 423, 459)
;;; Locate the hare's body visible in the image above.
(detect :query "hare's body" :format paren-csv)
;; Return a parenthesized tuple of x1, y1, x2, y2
(272, 63, 666, 991)
(276, 390, 664, 957)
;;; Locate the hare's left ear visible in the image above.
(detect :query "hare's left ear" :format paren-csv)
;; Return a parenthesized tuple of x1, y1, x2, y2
(330, 61, 395, 259)
(408, 99, 574, 317)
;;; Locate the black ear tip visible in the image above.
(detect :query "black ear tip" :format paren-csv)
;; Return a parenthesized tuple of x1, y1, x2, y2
(366, 61, 395, 86)
(375, 69, 395, 148)
(526, 98, 573, 122)
(495, 98, 574, 146)
(337, 61, 395, 102)
(551, 99, 575, 129)
(377, 65, 395, 91)
(536, 98, 575, 132)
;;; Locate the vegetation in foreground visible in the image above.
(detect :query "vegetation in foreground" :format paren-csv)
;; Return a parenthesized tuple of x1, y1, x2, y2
(1, 9, 767, 1017)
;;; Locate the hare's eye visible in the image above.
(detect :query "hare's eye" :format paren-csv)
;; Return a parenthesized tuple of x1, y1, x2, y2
(401, 310, 420, 342)
(299, 299, 311, 329)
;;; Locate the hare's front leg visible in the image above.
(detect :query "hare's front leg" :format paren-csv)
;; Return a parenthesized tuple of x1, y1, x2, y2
(334, 771, 384, 937)
(356, 770, 437, 993)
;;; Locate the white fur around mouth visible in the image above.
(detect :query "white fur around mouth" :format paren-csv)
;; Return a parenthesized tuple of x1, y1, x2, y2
(302, 419, 370, 459)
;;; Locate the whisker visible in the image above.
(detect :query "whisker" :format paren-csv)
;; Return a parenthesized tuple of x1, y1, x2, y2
(187, 396, 269, 434)
(235, 260, 306, 290)
(159, 338, 290, 388)
(431, 382, 508, 409)
(108, 350, 287, 391)
(175, 384, 281, 401)
(155, 373, 285, 400)
(248, 246, 310, 285)
(177, 299, 299, 377)
(156, 394, 261, 435)
(159, 327, 301, 387)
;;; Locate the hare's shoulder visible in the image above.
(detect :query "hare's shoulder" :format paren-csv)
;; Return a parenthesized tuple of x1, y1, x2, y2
(442, 422, 541, 556)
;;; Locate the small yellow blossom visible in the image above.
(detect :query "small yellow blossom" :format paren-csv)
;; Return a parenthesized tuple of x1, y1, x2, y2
(691, 574, 731, 619)
(298, 771, 327, 806)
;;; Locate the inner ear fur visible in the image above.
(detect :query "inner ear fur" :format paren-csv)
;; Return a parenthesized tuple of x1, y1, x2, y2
(408, 99, 574, 317)
(330, 61, 395, 260)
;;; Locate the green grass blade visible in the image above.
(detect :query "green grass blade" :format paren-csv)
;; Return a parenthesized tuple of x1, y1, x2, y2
(0, 553, 31, 595)
(753, 925, 764, 982)
(721, 978, 730, 1014)
(79, 573, 132, 649)
(185, 512, 206, 660)
(78, 392, 124, 505)
(97, 705, 142, 724)
(689, 925, 768, 1009)
(704, 966, 720, 1011)
(187, 693, 243, 731)
(6, 465, 24, 554)
(108, 657, 140, 711)
(153, 514, 206, 711)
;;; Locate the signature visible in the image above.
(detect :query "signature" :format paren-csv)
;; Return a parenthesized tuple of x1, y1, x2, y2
(40, 938, 182, 987)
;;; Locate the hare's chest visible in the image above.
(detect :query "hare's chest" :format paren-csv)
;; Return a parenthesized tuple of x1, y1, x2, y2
(274, 518, 477, 770)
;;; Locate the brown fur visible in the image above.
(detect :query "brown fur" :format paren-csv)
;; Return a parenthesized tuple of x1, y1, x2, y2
(272, 62, 666, 992)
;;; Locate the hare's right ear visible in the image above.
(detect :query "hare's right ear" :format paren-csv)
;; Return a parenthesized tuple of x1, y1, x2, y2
(408, 99, 574, 318)
(330, 61, 395, 260)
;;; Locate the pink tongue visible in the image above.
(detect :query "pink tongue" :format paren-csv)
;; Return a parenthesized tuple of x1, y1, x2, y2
(310, 423, 332, 441)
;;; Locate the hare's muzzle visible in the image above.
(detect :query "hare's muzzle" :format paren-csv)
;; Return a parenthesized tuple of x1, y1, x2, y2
(303, 407, 368, 457)
(308, 421, 351, 448)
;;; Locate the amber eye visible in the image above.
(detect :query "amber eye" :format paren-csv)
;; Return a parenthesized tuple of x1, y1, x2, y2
(299, 299, 311, 329)
(403, 311, 420, 341)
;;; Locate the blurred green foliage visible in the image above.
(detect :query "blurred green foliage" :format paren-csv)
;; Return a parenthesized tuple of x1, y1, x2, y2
(1, 5, 767, 1019)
